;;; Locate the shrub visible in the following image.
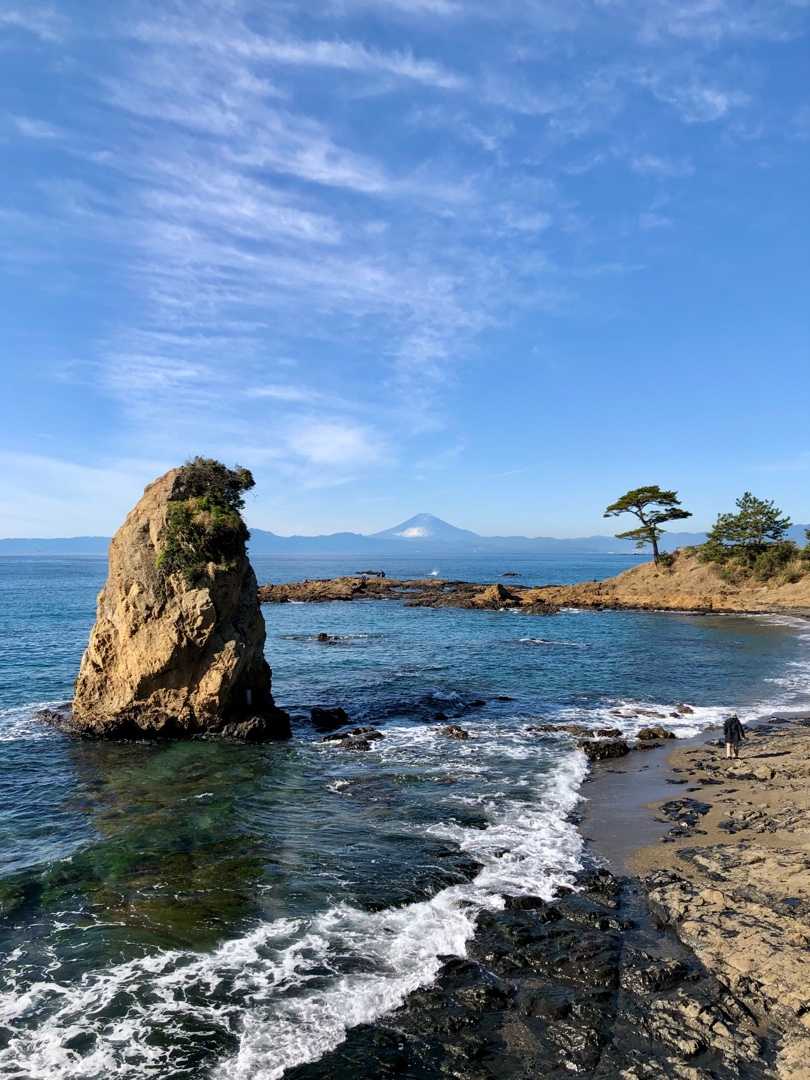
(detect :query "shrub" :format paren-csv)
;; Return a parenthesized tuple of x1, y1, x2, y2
(157, 459, 254, 584)
(698, 539, 727, 564)
(656, 551, 676, 569)
(750, 540, 797, 581)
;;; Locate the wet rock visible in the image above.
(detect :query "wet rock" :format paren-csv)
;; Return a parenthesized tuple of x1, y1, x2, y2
(310, 706, 350, 732)
(216, 716, 289, 742)
(528, 722, 590, 737)
(288, 868, 767, 1080)
(595, 726, 622, 738)
(322, 727, 384, 743)
(68, 463, 290, 741)
(578, 737, 630, 761)
(637, 725, 677, 740)
(442, 724, 470, 740)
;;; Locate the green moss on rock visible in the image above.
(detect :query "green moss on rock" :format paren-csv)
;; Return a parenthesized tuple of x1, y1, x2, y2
(157, 458, 254, 584)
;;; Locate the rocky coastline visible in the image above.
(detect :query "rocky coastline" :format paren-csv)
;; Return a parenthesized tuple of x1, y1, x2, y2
(288, 716, 810, 1080)
(258, 550, 810, 617)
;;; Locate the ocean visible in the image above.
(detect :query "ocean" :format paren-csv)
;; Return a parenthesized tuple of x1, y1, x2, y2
(1, 552, 809, 1078)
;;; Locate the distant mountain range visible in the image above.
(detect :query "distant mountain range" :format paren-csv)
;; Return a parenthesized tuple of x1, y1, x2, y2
(2, 512, 807, 557)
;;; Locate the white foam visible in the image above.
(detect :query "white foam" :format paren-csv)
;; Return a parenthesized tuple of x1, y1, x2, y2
(0, 701, 62, 742)
(0, 721, 586, 1080)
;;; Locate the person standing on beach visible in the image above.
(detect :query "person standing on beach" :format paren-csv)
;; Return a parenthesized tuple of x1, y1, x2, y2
(723, 714, 746, 759)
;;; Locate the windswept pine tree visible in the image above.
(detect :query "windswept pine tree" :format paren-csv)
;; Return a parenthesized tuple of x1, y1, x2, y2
(604, 486, 692, 564)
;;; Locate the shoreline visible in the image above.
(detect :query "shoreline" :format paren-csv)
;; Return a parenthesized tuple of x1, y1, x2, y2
(258, 570, 810, 618)
(580, 711, 810, 1078)
(288, 713, 810, 1079)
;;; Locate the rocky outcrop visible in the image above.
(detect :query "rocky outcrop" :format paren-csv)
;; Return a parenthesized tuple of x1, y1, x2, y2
(635, 720, 810, 1077)
(579, 737, 630, 761)
(258, 576, 557, 613)
(287, 868, 769, 1080)
(259, 552, 810, 617)
(532, 549, 810, 614)
(66, 464, 290, 740)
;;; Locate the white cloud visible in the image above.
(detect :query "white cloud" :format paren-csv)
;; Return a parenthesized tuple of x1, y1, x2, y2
(11, 115, 63, 139)
(639, 211, 674, 229)
(132, 19, 465, 91)
(0, 6, 65, 43)
(330, 0, 463, 14)
(630, 153, 694, 177)
(0, 452, 166, 536)
(286, 421, 386, 467)
(645, 75, 751, 122)
(248, 384, 322, 403)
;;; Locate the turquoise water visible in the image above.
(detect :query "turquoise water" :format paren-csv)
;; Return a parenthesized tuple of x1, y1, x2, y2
(1, 554, 809, 1078)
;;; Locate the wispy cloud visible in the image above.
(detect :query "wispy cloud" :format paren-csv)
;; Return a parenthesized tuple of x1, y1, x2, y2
(132, 19, 466, 91)
(0, 5, 66, 43)
(286, 420, 387, 467)
(630, 153, 695, 177)
(10, 115, 63, 139)
(639, 210, 674, 229)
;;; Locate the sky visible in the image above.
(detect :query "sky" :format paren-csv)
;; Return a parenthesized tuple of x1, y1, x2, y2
(1, 0, 808, 539)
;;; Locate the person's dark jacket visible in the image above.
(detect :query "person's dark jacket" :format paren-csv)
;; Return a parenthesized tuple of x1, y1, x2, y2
(723, 715, 745, 744)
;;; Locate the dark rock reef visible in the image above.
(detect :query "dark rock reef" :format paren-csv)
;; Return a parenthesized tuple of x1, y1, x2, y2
(286, 867, 771, 1080)
(258, 576, 558, 614)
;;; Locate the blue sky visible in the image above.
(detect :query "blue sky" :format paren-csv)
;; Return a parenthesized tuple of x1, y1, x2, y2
(1, 0, 808, 538)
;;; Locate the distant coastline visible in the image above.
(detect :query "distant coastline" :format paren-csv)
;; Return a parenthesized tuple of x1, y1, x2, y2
(3, 510, 807, 557)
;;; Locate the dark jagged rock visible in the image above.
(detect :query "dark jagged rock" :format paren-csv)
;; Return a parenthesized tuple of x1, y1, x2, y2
(441, 724, 470, 740)
(578, 737, 630, 761)
(322, 727, 384, 744)
(637, 725, 677, 740)
(285, 868, 768, 1080)
(310, 706, 350, 732)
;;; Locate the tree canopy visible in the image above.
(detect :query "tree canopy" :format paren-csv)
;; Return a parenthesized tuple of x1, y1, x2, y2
(158, 458, 255, 584)
(172, 457, 255, 513)
(604, 485, 692, 564)
(706, 492, 791, 552)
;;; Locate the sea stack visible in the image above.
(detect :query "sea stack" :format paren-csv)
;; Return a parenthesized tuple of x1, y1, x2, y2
(69, 459, 290, 740)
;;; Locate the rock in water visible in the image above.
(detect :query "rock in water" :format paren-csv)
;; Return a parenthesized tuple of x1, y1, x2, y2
(70, 460, 290, 740)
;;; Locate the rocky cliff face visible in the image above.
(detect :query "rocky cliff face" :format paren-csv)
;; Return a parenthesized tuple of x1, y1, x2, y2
(70, 466, 290, 740)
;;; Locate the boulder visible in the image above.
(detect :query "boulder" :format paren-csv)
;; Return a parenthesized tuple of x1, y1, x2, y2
(70, 462, 290, 740)
(322, 727, 384, 743)
(442, 724, 470, 740)
(528, 722, 590, 737)
(311, 706, 350, 732)
(578, 738, 630, 761)
(637, 726, 677, 741)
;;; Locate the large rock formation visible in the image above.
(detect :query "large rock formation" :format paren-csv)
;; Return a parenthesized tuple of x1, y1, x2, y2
(68, 462, 290, 740)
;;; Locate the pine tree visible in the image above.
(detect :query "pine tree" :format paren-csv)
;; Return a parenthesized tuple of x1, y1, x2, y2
(604, 486, 692, 564)
(707, 492, 791, 553)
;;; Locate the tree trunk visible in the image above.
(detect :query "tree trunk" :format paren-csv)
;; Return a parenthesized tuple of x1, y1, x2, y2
(651, 532, 660, 564)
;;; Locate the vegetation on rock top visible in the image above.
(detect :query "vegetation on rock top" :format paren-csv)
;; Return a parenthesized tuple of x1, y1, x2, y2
(157, 458, 255, 584)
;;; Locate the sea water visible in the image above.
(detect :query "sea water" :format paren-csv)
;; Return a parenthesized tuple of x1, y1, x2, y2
(1, 553, 809, 1078)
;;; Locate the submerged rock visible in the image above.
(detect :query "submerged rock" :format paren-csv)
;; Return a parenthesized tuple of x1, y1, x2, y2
(68, 461, 290, 741)
(311, 706, 350, 732)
